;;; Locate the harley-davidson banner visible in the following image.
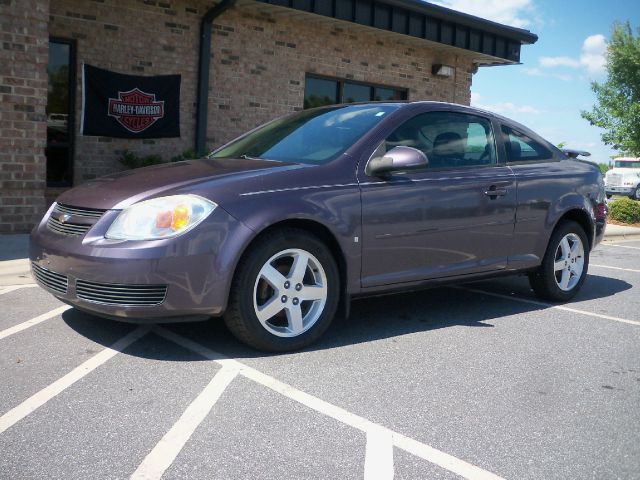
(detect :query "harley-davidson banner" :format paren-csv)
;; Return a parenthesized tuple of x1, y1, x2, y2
(81, 64, 180, 138)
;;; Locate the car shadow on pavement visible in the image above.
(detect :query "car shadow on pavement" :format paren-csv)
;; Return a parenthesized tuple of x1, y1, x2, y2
(61, 273, 632, 362)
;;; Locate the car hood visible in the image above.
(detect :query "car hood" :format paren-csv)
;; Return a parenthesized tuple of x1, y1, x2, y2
(56, 157, 299, 210)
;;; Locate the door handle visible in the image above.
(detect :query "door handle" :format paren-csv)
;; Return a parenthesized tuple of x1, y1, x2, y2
(484, 186, 507, 198)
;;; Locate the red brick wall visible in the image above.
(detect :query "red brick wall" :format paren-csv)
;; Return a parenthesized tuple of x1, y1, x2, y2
(49, 0, 210, 183)
(0, 0, 49, 233)
(207, 4, 474, 147)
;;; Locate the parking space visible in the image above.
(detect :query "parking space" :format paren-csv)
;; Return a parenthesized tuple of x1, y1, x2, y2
(1, 240, 639, 479)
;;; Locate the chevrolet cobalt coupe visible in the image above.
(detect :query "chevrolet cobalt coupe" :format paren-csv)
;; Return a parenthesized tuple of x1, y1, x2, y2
(31, 102, 608, 351)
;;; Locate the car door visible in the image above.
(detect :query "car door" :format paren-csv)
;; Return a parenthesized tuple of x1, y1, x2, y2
(358, 109, 516, 288)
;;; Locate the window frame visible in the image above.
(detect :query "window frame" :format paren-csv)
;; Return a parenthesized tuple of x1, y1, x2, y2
(303, 73, 408, 108)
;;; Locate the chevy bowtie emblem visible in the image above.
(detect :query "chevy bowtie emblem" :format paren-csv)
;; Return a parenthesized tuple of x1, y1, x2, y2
(58, 214, 71, 224)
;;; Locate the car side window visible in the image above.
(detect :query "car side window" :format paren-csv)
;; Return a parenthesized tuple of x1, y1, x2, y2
(502, 126, 553, 162)
(383, 112, 497, 169)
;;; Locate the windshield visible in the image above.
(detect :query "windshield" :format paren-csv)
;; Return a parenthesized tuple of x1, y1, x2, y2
(614, 160, 640, 168)
(210, 104, 400, 165)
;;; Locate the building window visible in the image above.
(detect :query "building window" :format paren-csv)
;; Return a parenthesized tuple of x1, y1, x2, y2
(46, 38, 76, 187)
(303, 74, 407, 109)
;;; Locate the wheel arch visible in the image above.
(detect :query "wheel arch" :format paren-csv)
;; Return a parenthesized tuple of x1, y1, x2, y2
(553, 208, 595, 250)
(229, 218, 351, 318)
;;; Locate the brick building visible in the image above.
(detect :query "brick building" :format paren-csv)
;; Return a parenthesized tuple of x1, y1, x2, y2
(0, 0, 537, 232)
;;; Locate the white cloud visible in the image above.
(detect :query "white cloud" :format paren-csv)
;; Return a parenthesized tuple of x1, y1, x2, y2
(431, 0, 534, 28)
(471, 92, 541, 115)
(537, 34, 607, 76)
(539, 56, 581, 68)
(580, 34, 607, 74)
(523, 67, 573, 82)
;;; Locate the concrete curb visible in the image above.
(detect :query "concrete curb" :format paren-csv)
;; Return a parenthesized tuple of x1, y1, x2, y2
(602, 235, 640, 243)
(0, 259, 33, 286)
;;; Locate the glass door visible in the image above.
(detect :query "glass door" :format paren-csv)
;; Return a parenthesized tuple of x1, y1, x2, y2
(46, 38, 75, 187)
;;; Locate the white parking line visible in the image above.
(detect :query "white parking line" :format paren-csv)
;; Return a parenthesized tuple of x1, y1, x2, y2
(0, 326, 150, 435)
(0, 305, 71, 341)
(365, 427, 394, 480)
(460, 287, 640, 327)
(602, 243, 640, 250)
(131, 365, 239, 480)
(590, 264, 640, 273)
(0, 284, 38, 295)
(154, 327, 505, 480)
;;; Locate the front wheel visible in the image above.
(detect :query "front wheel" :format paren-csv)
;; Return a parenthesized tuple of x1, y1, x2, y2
(224, 229, 339, 352)
(632, 187, 640, 201)
(528, 221, 589, 302)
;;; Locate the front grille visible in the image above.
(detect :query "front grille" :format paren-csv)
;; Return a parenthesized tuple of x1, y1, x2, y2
(76, 280, 167, 307)
(47, 216, 92, 235)
(46, 203, 107, 236)
(607, 174, 621, 186)
(55, 203, 106, 218)
(32, 263, 68, 294)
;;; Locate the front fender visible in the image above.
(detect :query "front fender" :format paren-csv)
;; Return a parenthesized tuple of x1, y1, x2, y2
(220, 185, 363, 296)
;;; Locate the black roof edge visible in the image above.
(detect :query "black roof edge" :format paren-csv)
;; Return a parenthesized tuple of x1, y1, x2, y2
(255, 0, 537, 63)
(386, 0, 538, 44)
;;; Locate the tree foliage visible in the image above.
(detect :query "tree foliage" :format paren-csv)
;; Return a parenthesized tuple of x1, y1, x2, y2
(581, 22, 640, 156)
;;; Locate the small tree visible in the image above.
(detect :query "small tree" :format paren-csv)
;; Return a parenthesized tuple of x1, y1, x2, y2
(581, 22, 640, 156)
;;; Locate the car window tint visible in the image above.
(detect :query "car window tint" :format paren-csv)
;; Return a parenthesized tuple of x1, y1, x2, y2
(383, 111, 496, 169)
(502, 126, 553, 162)
(211, 104, 400, 165)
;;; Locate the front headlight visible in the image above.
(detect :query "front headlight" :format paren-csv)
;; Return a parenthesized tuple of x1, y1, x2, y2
(105, 195, 217, 240)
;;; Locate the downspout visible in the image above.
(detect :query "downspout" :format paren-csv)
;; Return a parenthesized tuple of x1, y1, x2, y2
(195, 0, 237, 155)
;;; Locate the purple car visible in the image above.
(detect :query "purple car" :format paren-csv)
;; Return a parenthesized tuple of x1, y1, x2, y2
(30, 102, 608, 351)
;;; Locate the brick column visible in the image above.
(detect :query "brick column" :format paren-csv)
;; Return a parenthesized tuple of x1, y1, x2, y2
(0, 0, 49, 233)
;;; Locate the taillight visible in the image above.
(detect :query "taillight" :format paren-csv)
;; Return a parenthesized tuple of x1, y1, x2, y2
(595, 202, 608, 220)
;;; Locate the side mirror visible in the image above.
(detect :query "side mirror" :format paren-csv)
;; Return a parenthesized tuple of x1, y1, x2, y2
(366, 146, 429, 176)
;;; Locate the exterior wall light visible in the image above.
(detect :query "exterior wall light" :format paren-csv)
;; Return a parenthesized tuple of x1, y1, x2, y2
(432, 64, 455, 77)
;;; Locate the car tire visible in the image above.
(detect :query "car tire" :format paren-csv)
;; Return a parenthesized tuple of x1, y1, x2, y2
(528, 221, 589, 302)
(633, 187, 640, 201)
(606, 194, 612, 199)
(224, 229, 340, 352)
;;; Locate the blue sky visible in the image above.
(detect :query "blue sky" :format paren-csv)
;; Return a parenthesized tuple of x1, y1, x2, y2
(434, 0, 639, 163)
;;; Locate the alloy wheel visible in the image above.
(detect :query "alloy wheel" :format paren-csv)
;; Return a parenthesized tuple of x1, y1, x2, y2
(252, 248, 328, 337)
(553, 233, 585, 291)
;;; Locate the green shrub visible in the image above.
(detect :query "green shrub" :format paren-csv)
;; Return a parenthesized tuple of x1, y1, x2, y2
(609, 197, 640, 224)
(119, 150, 165, 169)
(598, 163, 610, 175)
(170, 148, 201, 163)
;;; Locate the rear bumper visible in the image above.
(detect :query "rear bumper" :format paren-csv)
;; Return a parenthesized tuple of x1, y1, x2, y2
(30, 207, 254, 322)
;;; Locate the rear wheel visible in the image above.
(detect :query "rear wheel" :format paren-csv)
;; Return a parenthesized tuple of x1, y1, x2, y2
(224, 229, 339, 352)
(528, 221, 589, 301)
(632, 187, 640, 201)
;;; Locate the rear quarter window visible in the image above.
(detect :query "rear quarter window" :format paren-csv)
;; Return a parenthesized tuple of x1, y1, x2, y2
(502, 125, 554, 163)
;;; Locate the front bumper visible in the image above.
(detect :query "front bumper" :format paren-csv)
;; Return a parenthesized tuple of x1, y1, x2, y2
(605, 186, 635, 196)
(30, 206, 254, 322)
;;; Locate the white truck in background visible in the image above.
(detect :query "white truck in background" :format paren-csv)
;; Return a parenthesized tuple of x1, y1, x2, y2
(604, 157, 640, 200)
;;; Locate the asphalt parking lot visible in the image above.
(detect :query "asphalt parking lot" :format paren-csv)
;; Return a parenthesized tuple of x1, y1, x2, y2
(1, 239, 639, 480)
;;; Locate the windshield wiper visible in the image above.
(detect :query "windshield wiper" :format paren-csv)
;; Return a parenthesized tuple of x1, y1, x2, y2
(240, 154, 263, 160)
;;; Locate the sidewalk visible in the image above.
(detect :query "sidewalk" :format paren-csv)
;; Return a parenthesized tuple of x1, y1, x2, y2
(1, 224, 639, 287)
(0, 234, 30, 286)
